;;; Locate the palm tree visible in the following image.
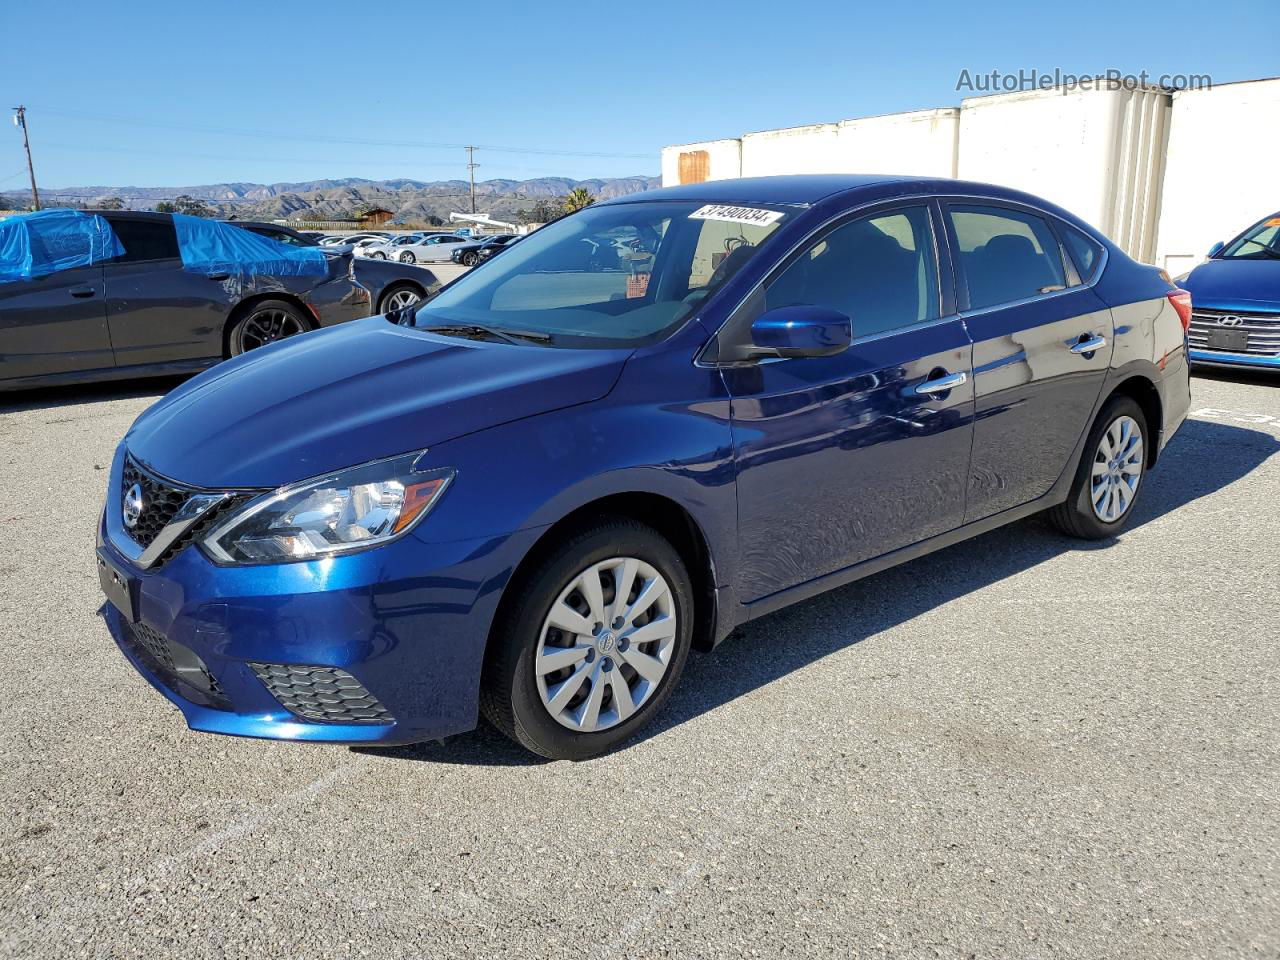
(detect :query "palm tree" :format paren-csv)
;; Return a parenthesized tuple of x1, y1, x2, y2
(562, 187, 596, 213)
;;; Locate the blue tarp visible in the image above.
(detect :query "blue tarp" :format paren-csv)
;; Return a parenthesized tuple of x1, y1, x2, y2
(173, 213, 328, 277)
(0, 209, 125, 283)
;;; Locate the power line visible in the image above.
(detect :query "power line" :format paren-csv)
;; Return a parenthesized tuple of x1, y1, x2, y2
(29, 105, 654, 160)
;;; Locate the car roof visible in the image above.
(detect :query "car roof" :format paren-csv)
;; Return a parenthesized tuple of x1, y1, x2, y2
(601, 174, 907, 207)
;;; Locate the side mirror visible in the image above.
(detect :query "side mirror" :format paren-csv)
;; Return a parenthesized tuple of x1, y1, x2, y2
(750, 305, 852, 359)
(1207, 241, 1225, 258)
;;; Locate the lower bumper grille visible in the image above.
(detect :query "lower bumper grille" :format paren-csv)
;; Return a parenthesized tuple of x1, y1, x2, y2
(250, 663, 394, 725)
(1188, 310, 1280, 357)
(121, 620, 230, 710)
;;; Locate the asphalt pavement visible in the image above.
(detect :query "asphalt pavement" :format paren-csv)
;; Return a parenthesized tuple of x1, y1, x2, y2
(1, 368, 1277, 959)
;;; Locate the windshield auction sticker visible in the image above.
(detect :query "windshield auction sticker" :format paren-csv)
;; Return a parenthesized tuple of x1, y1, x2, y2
(689, 204, 784, 227)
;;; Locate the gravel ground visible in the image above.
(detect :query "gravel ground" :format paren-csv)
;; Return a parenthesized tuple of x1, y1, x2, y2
(1, 367, 1277, 959)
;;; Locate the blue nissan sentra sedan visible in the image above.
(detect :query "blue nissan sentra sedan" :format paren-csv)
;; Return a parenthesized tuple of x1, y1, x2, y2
(1181, 212, 1280, 371)
(98, 175, 1192, 760)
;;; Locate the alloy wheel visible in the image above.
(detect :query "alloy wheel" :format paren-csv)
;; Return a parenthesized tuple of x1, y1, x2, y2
(384, 288, 421, 311)
(1090, 414, 1143, 523)
(236, 309, 307, 353)
(535, 557, 677, 733)
(399, 252, 416, 264)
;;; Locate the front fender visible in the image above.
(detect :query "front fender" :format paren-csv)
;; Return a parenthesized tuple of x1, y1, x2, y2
(413, 346, 739, 589)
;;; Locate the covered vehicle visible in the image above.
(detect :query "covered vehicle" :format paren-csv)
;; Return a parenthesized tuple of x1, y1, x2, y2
(1181, 212, 1280, 370)
(230, 221, 441, 314)
(0, 210, 370, 390)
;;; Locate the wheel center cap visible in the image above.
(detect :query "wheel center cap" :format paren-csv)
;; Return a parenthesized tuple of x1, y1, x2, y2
(596, 632, 615, 655)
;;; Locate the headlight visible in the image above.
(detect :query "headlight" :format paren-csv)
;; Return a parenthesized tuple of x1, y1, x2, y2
(202, 452, 453, 565)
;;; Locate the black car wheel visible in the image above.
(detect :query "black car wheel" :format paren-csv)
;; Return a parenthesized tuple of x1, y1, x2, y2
(463, 251, 479, 266)
(398, 251, 416, 264)
(378, 283, 424, 314)
(480, 517, 693, 761)
(371, 252, 386, 260)
(1048, 394, 1148, 539)
(228, 299, 313, 357)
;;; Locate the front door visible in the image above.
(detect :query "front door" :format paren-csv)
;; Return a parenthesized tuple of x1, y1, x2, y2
(0, 264, 112, 384)
(942, 202, 1114, 521)
(723, 203, 976, 602)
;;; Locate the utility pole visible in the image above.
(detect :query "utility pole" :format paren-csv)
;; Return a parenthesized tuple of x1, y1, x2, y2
(12, 106, 40, 211)
(466, 145, 478, 214)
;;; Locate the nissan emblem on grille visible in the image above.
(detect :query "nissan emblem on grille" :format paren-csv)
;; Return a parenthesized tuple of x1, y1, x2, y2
(122, 483, 145, 529)
(1217, 315, 1244, 326)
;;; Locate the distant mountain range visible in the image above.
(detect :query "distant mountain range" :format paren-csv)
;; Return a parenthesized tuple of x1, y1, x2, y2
(0, 176, 661, 223)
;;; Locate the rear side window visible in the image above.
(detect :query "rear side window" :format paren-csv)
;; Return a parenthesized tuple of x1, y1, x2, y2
(949, 205, 1067, 310)
(107, 218, 180, 263)
(766, 206, 940, 339)
(1060, 224, 1104, 282)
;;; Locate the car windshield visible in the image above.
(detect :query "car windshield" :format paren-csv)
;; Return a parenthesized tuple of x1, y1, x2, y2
(1218, 217, 1280, 260)
(410, 200, 789, 347)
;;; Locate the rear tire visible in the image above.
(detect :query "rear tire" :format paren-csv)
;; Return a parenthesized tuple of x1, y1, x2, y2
(227, 299, 313, 357)
(1048, 395, 1148, 539)
(399, 251, 416, 264)
(480, 518, 694, 760)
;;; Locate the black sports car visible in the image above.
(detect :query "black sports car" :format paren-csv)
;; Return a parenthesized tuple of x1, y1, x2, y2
(449, 234, 519, 266)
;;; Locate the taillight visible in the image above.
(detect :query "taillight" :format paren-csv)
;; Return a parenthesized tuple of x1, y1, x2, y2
(1168, 289, 1192, 332)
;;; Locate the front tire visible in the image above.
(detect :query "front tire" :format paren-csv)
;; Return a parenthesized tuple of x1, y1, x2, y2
(462, 251, 479, 266)
(377, 282, 424, 314)
(227, 299, 312, 357)
(1049, 395, 1148, 539)
(480, 518, 694, 760)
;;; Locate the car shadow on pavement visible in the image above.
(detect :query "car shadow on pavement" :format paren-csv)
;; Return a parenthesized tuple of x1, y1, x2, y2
(0, 376, 191, 413)
(1191, 367, 1280, 389)
(358, 417, 1276, 767)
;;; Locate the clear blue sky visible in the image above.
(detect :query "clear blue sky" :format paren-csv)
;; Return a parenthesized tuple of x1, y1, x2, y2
(2, 0, 1275, 191)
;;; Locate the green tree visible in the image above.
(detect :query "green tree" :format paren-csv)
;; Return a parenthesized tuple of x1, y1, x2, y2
(95, 196, 125, 210)
(516, 199, 563, 225)
(154, 201, 177, 213)
(562, 187, 596, 213)
(169, 194, 212, 217)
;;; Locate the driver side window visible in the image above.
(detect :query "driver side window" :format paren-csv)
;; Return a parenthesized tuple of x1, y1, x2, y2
(765, 206, 941, 339)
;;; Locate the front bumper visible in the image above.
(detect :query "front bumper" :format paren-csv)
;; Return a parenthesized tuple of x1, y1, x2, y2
(1188, 348, 1280, 370)
(98, 510, 540, 746)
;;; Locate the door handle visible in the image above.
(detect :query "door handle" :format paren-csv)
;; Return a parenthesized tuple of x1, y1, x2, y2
(69, 286, 96, 298)
(915, 370, 968, 396)
(1070, 335, 1107, 355)
(206, 272, 231, 281)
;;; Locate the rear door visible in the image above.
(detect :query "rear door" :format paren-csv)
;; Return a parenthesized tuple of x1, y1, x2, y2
(0, 263, 113, 384)
(102, 215, 234, 368)
(725, 202, 976, 601)
(942, 201, 1113, 522)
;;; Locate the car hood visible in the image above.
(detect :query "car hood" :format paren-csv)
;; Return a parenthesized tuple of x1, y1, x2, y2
(126, 317, 630, 488)
(1183, 258, 1280, 310)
